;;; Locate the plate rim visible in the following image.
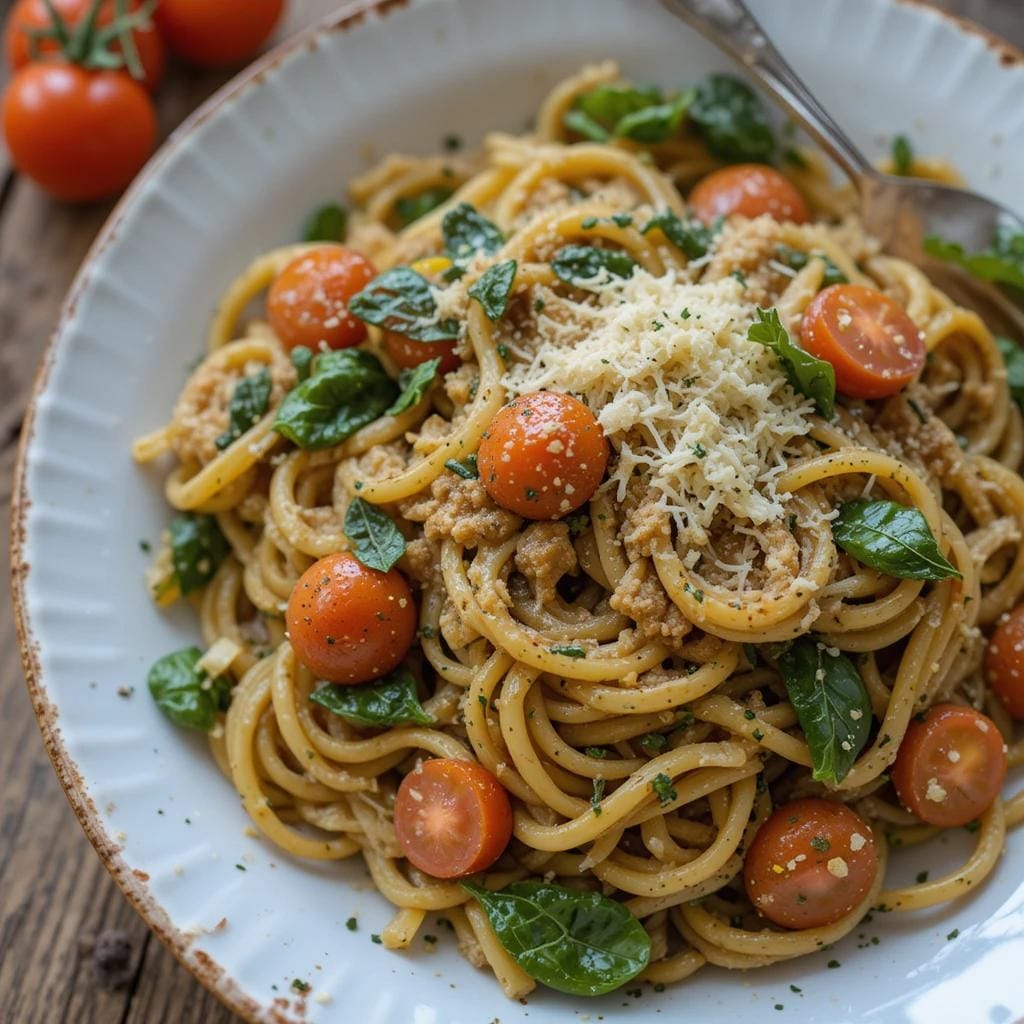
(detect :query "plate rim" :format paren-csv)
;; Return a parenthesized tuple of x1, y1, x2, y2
(8, 1, 1024, 1020)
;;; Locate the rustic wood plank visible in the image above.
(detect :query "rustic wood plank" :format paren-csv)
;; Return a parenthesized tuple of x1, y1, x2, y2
(0, 4, 1019, 1024)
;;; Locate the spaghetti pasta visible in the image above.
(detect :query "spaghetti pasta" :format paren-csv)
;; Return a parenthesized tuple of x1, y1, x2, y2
(135, 64, 1022, 999)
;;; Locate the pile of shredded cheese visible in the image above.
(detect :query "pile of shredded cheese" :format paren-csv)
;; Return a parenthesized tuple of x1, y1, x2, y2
(505, 272, 814, 546)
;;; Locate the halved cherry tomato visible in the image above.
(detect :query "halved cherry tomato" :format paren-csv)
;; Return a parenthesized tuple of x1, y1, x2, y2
(4, 0, 165, 91)
(891, 704, 1006, 827)
(689, 164, 810, 225)
(800, 283, 925, 399)
(986, 605, 1024, 718)
(286, 552, 416, 685)
(394, 758, 513, 878)
(154, 0, 283, 68)
(477, 390, 610, 519)
(744, 798, 878, 930)
(2, 62, 156, 202)
(267, 245, 377, 352)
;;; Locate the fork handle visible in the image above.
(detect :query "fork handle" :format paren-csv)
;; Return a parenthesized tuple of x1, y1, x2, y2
(660, 0, 876, 182)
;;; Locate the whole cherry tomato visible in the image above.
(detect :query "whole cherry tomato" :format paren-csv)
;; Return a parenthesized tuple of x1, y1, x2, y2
(155, 0, 284, 68)
(3, 62, 156, 201)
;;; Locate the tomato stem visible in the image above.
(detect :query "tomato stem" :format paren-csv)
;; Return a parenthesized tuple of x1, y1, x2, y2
(25, 0, 157, 79)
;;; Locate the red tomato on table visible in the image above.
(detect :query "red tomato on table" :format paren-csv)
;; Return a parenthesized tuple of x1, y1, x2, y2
(3, 63, 156, 201)
(155, 0, 284, 68)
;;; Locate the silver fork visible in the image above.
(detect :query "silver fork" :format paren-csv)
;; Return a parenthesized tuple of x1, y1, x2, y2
(661, 0, 1024, 338)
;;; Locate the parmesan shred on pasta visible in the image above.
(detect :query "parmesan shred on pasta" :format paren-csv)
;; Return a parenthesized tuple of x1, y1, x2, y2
(504, 271, 815, 546)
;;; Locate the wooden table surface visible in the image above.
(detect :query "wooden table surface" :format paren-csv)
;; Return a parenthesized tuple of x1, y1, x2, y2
(0, 1, 1020, 1021)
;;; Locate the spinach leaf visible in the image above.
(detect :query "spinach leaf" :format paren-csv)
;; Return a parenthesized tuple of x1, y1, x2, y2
(615, 91, 692, 143)
(778, 638, 871, 784)
(442, 203, 504, 278)
(349, 266, 460, 342)
(891, 134, 913, 176)
(148, 646, 231, 732)
(215, 367, 272, 450)
(468, 259, 517, 320)
(310, 666, 432, 727)
(169, 513, 230, 595)
(748, 307, 835, 418)
(565, 84, 663, 141)
(302, 202, 348, 242)
(552, 245, 638, 290)
(291, 345, 314, 382)
(774, 244, 847, 287)
(462, 881, 650, 996)
(445, 453, 478, 479)
(395, 187, 453, 227)
(343, 497, 405, 572)
(832, 499, 961, 580)
(387, 357, 441, 416)
(689, 74, 776, 164)
(642, 210, 713, 260)
(562, 107, 612, 142)
(997, 335, 1024, 408)
(274, 349, 397, 449)
(924, 227, 1024, 291)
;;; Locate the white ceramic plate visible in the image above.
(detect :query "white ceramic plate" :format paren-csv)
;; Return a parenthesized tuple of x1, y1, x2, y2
(13, 1, 1024, 1020)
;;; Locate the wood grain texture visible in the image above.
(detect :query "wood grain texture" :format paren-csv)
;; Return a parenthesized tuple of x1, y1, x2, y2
(0, 2, 1019, 1022)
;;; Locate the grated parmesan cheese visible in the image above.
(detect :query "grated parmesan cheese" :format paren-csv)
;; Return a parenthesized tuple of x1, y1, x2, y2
(504, 273, 814, 546)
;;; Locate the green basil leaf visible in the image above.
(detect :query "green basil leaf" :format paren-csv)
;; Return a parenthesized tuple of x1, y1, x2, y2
(344, 496, 406, 572)
(310, 666, 431, 727)
(169, 513, 230, 595)
(615, 91, 692, 143)
(445, 453, 478, 479)
(291, 345, 314, 382)
(301, 202, 348, 242)
(215, 367, 272, 451)
(997, 335, 1024, 409)
(572, 84, 663, 134)
(349, 267, 460, 342)
(562, 107, 610, 142)
(774, 244, 848, 287)
(778, 638, 871, 784)
(274, 349, 398, 450)
(468, 259, 517, 321)
(748, 307, 835, 418)
(442, 203, 504, 276)
(689, 74, 776, 164)
(891, 134, 913, 176)
(832, 499, 961, 580)
(395, 187, 453, 227)
(642, 210, 714, 260)
(386, 357, 442, 416)
(462, 881, 650, 996)
(552, 245, 637, 290)
(148, 646, 231, 732)
(924, 228, 1024, 291)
